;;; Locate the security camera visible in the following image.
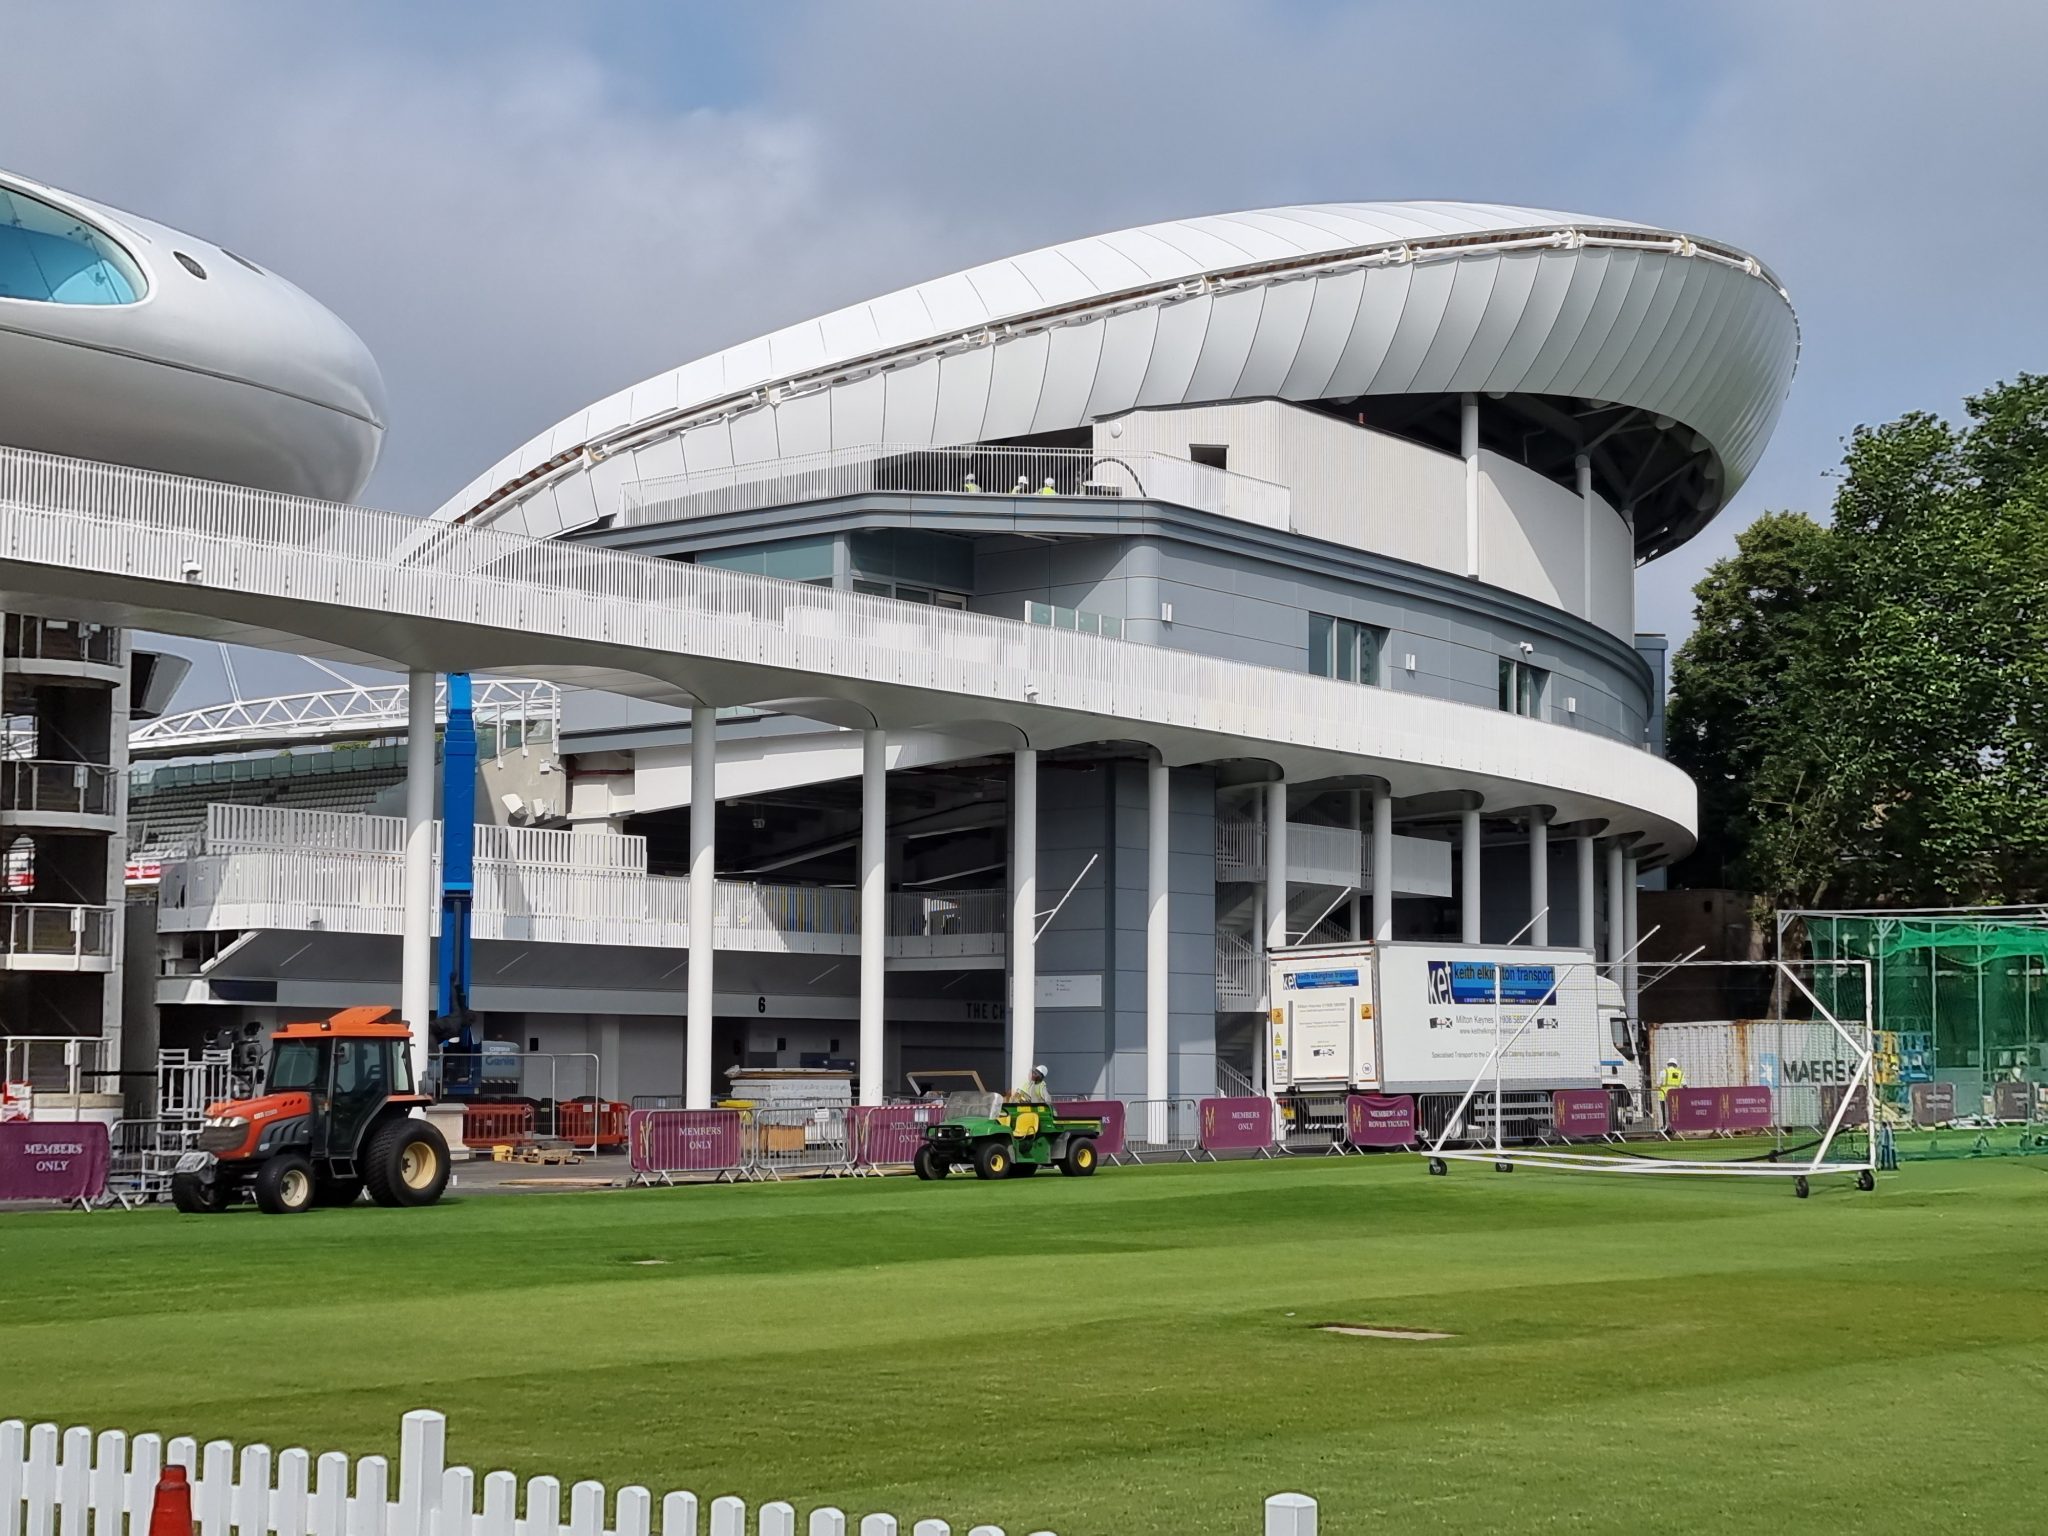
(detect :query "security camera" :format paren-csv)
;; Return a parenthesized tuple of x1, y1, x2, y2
(1518, 641, 1535, 654)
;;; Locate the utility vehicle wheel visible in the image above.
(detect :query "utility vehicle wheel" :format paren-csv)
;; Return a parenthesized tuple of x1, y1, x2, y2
(913, 1146, 949, 1181)
(1794, 1175, 1810, 1200)
(1427, 1158, 1447, 1176)
(363, 1118, 451, 1208)
(973, 1141, 1011, 1180)
(254, 1154, 317, 1215)
(170, 1171, 230, 1214)
(316, 1175, 364, 1207)
(1060, 1137, 1099, 1177)
(1857, 1169, 1876, 1192)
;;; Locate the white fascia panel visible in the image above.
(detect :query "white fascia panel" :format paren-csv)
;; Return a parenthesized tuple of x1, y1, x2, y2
(772, 389, 832, 459)
(1205, 211, 1325, 257)
(918, 272, 993, 335)
(1446, 249, 1542, 387)
(628, 370, 681, 426)
(830, 373, 886, 449)
(679, 421, 735, 473)
(582, 453, 636, 523)
(1286, 205, 1415, 246)
(728, 404, 781, 465)
(766, 319, 830, 379)
(1230, 276, 1316, 399)
(666, 356, 727, 420)
(1516, 250, 1612, 396)
(930, 345, 995, 445)
(552, 470, 599, 533)
(1544, 251, 1641, 399)
(1008, 246, 1099, 309)
(582, 386, 637, 442)
(1576, 249, 1660, 389)
(1133, 294, 1212, 409)
(1277, 268, 1365, 401)
(1095, 227, 1209, 285)
(1032, 320, 1105, 434)
(1364, 257, 1458, 395)
(979, 330, 1051, 440)
(1052, 235, 1153, 294)
(961, 259, 1043, 322)
(864, 289, 936, 354)
(1609, 256, 1707, 407)
(1082, 305, 1159, 420)
(1407, 255, 1502, 396)
(1176, 215, 1286, 264)
(881, 357, 941, 442)
(720, 336, 775, 396)
(818, 303, 884, 365)
(1184, 286, 1266, 404)
(629, 437, 685, 489)
(508, 486, 551, 540)
(1481, 251, 1577, 389)
(1599, 254, 1688, 402)
(1321, 262, 1414, 399)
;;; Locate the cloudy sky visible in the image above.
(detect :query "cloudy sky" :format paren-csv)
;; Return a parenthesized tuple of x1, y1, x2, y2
(5, 0, 2043, 703)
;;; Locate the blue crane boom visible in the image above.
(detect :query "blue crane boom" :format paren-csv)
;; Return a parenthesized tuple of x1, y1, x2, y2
(433, 673, 482, 1094)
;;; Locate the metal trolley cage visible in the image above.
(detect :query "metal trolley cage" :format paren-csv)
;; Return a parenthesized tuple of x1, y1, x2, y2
(1423, 958, 1878, 1197)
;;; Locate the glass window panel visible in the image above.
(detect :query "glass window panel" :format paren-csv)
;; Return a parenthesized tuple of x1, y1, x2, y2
(896, 585, 932, 605)
(852, 579, 890, 597)
(1335, 620, 1359, 683)
(698, 548, 768, 575)
(934, 590, 969, 610)
(0, 187, 144, 305)
(1026, 601, 1053, 626)
(1357, 626, 1382, 687)
(1309, 614, 1334, 678)
(762, 537, 834, 582)
(1101, 615, 1122, 640)
(1054, 607, 1078, 630)
(1499, 658, 1517, 712)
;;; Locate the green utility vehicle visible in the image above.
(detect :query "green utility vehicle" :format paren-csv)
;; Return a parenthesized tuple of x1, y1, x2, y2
(913, 1092, 1103, 1181)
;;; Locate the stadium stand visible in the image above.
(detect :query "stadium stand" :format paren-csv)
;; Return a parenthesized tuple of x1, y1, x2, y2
(128, 745, 409, 857)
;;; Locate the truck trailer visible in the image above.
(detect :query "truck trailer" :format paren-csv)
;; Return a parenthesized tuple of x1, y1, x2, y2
(1266, 941, 1641, 1129)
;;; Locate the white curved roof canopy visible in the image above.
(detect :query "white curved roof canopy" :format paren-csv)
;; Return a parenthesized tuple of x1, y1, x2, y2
(438, 200, 1797, 558)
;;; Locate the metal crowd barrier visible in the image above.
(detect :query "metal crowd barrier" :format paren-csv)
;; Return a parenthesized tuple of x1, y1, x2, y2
(742, 1105, 852, 1180)
(1120, 1097, 1206, 1162)
(847, 1102, 944, 1173)
(461, 1103, 536, 1149)
(1276, 1094, 1348, 1154)
(104, 1118, 172, 1204)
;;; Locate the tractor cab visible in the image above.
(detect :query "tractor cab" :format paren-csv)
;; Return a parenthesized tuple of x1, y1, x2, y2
(171, 1006, 450, 1215)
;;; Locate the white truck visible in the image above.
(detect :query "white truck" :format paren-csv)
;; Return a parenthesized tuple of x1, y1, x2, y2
(1266, 941, 1638, 1111)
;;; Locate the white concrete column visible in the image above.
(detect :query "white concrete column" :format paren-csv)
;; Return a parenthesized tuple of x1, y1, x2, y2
(1264, 779, 1288, 954)
(1348, 788, 1364, 942)
(1576, 452, 1595, 622)
(1605, 840, 1627, 967)
(1576, 835, 1597, 952)
(858, 727, 887, 1107)
(401, 670, 437, 1087)
(1370, 788, 1394, 943)
(1624, 853, 1642, 1025)
(1146, 755, 1170, 1109)
(1010, 749, 1038, 1088)
(686, 706, 717, 1109)
(1460, 807, 1482, 944)
(1462, 393, 1481, 579)
(1528, 816, 1549, 946)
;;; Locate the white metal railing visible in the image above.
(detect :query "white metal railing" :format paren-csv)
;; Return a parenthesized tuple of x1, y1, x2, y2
(3, 612, 121, 666)
(0, 903, 116, 961)
(0, 1406, 1322, 1536)
(0, 445, 1690, 840)
(0, 759, 115, 817)
(1216, 927, 1260, 1003)
(130, 676, 560, 756)
(1216, 815, 1264, 877)
(205, 803, 406, 855)
(889, 888, 1006, 940)
(1214, 817, 1363, 887)
(617, 441, 1292, 532)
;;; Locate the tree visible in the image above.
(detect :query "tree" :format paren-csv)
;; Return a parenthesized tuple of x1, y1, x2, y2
(1668, 375, 2048, 908)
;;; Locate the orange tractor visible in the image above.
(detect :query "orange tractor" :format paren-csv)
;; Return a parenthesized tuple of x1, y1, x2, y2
(170, 1006, 452, 1214)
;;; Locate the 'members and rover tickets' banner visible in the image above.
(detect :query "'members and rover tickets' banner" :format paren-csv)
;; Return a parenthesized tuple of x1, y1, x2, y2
(1052, 1099, 1126, 1160)
(1551, 1088, 1614, 1139)
(1344, 1094, 1416, 1148)
(1198, 1097, 1274, 1151)
(0, 1120, 109, 1202)
(1668, 1086, 1774, 1133)
(628, 1109, 745, 1175)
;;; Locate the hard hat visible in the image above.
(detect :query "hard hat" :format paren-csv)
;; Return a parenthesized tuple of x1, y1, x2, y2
(1043, 477, 1055, 486)
(1667, 1058, 1679, 1066)
(1033, 1063, 1048, 1076)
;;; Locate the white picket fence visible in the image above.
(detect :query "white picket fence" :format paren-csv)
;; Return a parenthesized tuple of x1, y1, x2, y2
(0, 1410, 1320, 1536)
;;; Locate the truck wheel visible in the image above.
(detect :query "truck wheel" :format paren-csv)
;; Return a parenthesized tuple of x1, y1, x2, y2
(171, 1171, 229, 1214)
(973, 1141, 1011, 1180)
(1060, 1138, 1099, 1177)
(913, 1146, 949, 1181)
(316, 1175, 364, 1207)
(363, 1117, 451, 1208)
(254, 1155, 317, 1215)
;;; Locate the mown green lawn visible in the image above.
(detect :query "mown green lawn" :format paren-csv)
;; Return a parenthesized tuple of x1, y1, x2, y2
(4, 1155, 2045, 1534)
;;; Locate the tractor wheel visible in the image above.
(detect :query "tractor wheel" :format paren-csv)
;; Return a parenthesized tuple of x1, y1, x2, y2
(254, 1155, 317, 1215)
(913, 1146, 950, 1181)
(170, 1171, 230, 1214)
(1060, 1137, 1099, 1177)
(363, 1117, 451, 1208)
(315, 1175, 364, 1208)
(973, 1141, 1011, 1180)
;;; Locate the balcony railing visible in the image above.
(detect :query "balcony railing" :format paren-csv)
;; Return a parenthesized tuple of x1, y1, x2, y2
(4, 614, 121, 666)
(1216, 928, 1260, 1004)
(0, 759, 116, 817)
(617, 442, 1292, 533)
(1, 903, 115, 960)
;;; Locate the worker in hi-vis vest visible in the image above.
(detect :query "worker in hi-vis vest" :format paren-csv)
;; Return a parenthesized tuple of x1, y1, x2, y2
(1013, 1064, 1052, 1104)
(1658, 1058, 1685, 1126)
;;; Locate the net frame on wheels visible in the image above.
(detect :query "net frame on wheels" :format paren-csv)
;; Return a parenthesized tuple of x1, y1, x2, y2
(1422, 958, 1877, 1195)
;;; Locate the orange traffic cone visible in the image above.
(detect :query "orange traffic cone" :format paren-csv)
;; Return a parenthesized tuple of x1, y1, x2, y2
(148, 1465, 194, 1536)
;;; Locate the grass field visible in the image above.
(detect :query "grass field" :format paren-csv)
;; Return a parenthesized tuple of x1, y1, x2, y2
(6, 1155, 2048, 1534)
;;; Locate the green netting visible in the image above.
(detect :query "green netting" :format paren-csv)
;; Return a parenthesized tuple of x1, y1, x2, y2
(1804, 913, 2047, 1157)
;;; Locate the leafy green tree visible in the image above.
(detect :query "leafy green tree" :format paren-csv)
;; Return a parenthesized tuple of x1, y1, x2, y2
(1669, 375, 2048, 908)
